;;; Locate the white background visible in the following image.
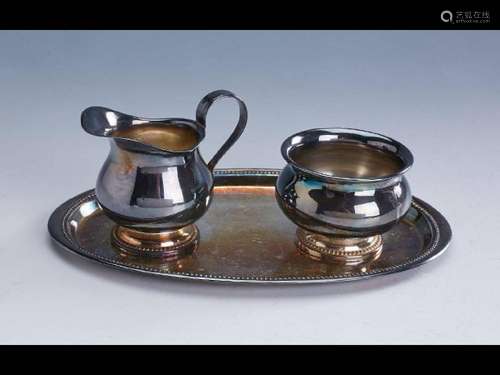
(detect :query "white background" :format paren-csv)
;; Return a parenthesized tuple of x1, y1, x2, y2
(1, 31, 499, 344)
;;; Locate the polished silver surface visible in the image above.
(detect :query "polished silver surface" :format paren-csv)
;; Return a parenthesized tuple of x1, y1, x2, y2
(276, 128, 414, 237)
(48, 169, 452, 284)
(80, 90, 248, 231)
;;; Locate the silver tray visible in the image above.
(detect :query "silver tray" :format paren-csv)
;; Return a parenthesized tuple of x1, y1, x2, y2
(48, 168, 452, 284)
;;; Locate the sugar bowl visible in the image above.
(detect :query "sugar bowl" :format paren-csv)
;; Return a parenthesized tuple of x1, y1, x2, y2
(275, 128, 414, 265)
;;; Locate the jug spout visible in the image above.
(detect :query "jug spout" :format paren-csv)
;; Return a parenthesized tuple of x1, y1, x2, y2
(81, 106, 205, 154)
(81, 106, 130, 137)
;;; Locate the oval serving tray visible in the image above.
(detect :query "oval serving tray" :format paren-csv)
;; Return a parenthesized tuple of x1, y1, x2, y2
(48, 168, 451, 284)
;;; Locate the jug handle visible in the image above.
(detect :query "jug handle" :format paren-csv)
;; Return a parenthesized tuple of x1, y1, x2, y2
(196, 89, 248, 172)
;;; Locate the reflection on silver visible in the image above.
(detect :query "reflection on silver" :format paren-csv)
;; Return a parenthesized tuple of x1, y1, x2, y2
(354, 201, 380, 216)
(79, 201, 99, 218)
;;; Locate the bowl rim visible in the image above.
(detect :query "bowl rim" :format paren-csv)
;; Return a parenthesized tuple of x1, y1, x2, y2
(280, 127, 414, 183)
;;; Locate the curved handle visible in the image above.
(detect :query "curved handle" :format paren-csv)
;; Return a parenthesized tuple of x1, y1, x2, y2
(196, 89, 248, 171)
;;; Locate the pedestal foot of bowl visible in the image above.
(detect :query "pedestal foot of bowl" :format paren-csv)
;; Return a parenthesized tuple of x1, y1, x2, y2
(296, 228, 383, 266)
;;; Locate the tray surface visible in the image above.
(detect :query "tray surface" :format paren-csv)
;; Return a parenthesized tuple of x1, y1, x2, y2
(48, 169, 451, 284)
